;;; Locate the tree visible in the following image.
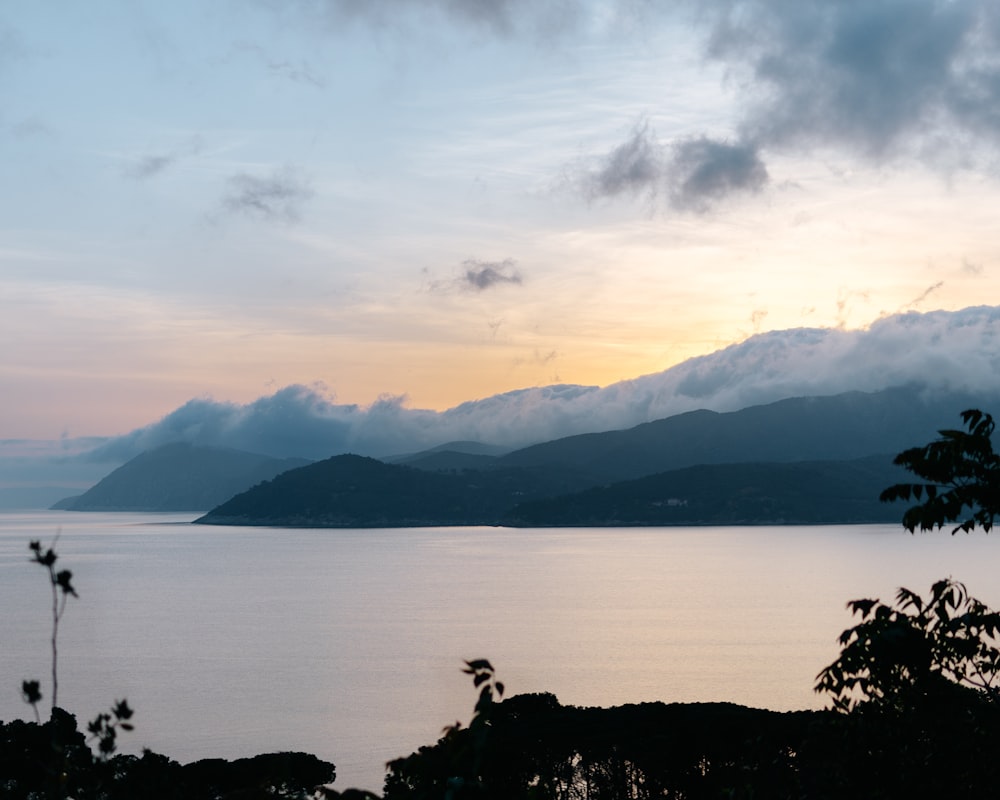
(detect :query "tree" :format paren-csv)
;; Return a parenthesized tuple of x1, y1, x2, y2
(815, 578, 1000, 712)
(879, 409, 1000, 533)
(384, 660, 504, 800)
(811, 579, 1000, 797)
(807, 412, 1000, 795)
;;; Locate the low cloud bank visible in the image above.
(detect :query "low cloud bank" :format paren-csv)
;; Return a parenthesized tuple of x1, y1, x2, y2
(86, 305, 1000, 464)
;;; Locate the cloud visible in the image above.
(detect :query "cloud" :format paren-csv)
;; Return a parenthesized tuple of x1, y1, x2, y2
(80, 305, 1000, 464)
(0, 436, 115, 494)
(667, 136, 769, 211)
(579, 125, 767, 211)
(963, 258, 984, 276)
(123, 137, 203, 180)
(222, 166, 314, 222)
(232, 42, 326, 88)
(9, 117, 51, 140)
(0, 24, 27, 73)
(126, 154, 177, 180)
(575, 3, 999, 211)
(304, 0, 587, 39)
(697, 0, 1000, 162)
(428, 258, 524, 293)
(582, 122, 667, 201)
(902, 281, 944, 311)
(462, 258, 523, 291)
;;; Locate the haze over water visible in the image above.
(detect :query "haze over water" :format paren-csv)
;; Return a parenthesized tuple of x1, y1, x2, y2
(3, 511, 1000, 791)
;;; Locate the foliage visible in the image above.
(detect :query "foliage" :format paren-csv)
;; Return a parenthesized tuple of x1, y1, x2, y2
(809, 580, 1000, 797)
(86, 700, 135, 762)
(20, 537, 138, 798)
(27, 537, 78, 713)
(816, 578, 1000, 712)
(880, 408, 1000, 533)
(0, 722, 338, 800)
(384, 660, 504, 800)
(385, 666, 833, 800)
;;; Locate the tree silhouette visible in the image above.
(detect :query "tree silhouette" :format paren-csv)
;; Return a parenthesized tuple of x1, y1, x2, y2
(880, 409, 1000, 533)
(27, 538, 77, 714)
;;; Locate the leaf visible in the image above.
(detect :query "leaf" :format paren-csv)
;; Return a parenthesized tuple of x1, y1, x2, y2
(847, 598, 879, 617)
(21, 680, 42, 705)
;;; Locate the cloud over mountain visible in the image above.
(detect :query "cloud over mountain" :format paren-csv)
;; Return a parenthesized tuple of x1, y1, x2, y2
(86, 305, 1000, 463)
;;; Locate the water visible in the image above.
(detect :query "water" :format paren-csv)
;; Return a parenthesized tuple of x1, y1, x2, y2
(3, 511, 1000, 792)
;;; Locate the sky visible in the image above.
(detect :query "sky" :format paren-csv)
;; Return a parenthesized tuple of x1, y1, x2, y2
(4, 0, 1000, 461)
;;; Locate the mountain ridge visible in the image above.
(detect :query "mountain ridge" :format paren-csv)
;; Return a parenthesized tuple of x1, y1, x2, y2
(194, 385, 989, 528)
(53, 443, 311, 512)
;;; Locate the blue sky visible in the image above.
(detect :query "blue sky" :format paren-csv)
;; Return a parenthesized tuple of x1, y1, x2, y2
(4, 0, 1000, 443)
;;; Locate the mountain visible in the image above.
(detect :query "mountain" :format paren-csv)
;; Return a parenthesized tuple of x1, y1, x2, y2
(503, 455, 908, 526)
(189, 385, 1000, 528)
(495, 385, 1000, 483)
(52, 443, 311, 512)
(197, 454, 503, 527)
(384, 440, 508, 472)
(195, 453, 599, 527)
(195, 451, 910, 528)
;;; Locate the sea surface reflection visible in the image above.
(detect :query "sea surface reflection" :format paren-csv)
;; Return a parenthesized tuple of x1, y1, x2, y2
(2, 511, 999, 791)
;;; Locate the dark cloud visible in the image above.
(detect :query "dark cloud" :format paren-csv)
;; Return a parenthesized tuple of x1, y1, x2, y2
(580, 126, 768, 212)
(698, 0, 1000, 160)
(462, 258, 523, 291)
(575, 3, 1000, 212)
(222, 166, 314, 222)
(126, 154, 177, 180)
(583, 122, 667, 201)
(73, 305, 1000, 465)
(668, 136, 769, 211)
(123, 137, 203, 180)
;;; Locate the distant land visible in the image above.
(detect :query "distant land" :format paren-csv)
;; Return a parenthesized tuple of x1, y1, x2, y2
(194, 385, 989, 528)
(504, 456, 906, 526)
(196, 453, 907, 528)
(46, 384, 998, 525)
(52, 443, 311, 512)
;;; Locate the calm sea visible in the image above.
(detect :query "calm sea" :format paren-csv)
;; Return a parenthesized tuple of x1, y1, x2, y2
(2, 511, 999, 791)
